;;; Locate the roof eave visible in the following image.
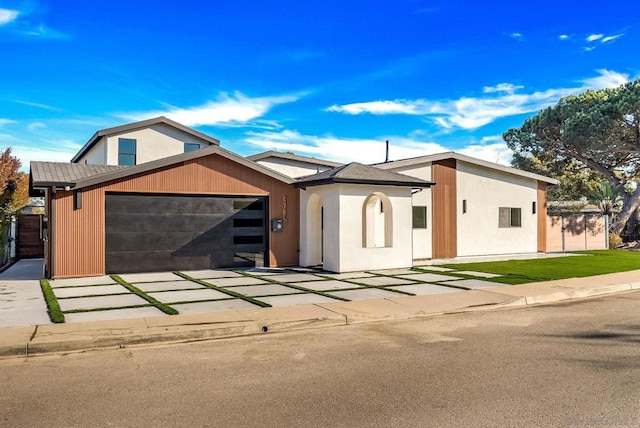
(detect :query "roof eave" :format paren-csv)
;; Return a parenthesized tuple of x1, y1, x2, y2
(296, 177, 433, 190)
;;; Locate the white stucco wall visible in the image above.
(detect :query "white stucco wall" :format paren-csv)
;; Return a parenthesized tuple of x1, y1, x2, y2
(78, 123, 210, 165)
(300, 183, 414, 272)
(255, 158, 334, 179)
(81, 140, 107, 164)
(456, 161, 538, 257)
(382, 163, 433, 260)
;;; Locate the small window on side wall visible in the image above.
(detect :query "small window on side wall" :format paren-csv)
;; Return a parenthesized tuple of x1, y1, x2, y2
(184, 143, 200, 153)
(412, 206, 427, 229)
(499, 207, 522, 228)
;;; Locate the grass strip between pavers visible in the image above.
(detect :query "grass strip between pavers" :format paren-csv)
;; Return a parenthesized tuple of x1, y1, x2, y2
(174, 272, 272, 307)
(39, 279, 65, 323)
(234, 270, 350, 302)
(111, 275, 179, 315)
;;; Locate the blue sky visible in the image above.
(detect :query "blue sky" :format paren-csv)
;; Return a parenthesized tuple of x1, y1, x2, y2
(1, 0, 638, 170)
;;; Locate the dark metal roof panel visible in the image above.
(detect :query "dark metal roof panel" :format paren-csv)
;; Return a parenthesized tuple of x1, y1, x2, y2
(247, 150, 343, 168)
(295, 162, 433, 188)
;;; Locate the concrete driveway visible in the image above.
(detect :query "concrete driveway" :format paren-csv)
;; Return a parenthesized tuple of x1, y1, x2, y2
(0, 259, 51, 327)
(0, 258, 514, 326)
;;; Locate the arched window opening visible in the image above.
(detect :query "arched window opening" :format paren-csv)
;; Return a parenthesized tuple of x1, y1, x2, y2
(362, 193, 393, 248)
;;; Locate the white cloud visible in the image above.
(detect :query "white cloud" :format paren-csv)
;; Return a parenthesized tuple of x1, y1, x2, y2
(586, 33, 603, 42)
(509, 32, 523, 39)
(244, 129, 514, 166)
(326, 69, 630, 130)
(28, 122, 47, 132)
(558, 34, 569, 40)
(0, 8, 19, 25)
(581, 69, 629, 89)
(12, 99, 62, 111)
(326, 100, 427, 115)
(483, 83, 524, 94)
(0, 118, 16, 127)
(601, 34, 623, 43)
(459, 139, 513, 166)
(245, 129, 448, 164)
(119, 92, 300, 127)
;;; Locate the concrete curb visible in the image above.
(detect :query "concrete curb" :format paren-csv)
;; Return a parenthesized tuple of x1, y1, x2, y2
(1, 273, 639, 358)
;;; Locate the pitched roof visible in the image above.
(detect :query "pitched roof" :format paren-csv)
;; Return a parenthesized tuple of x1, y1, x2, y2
(30, 162, 129, 187)
(247, 150, 343, 168)
(295, 162, 434, 189)
(374, 151, 559, 185)
(70, 116, 221, 163)
(32, 145, 296, 191)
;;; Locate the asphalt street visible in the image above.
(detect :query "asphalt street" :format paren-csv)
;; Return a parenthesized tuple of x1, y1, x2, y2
(2, 291, 639, 427)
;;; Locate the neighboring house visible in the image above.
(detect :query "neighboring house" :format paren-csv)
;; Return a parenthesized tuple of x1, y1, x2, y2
(247, 151, 342, 178)
(71, 116, 219, 166)
(30, 118, 558, 279)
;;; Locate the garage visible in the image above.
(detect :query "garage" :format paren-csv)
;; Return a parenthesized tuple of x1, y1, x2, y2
(105, 192, 268, 273)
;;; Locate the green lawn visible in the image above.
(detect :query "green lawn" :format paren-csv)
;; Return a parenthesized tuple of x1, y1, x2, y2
(437, 250, 640, 285)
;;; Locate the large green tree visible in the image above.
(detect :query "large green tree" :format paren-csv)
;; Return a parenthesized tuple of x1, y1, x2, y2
(504, 79, 640, 237)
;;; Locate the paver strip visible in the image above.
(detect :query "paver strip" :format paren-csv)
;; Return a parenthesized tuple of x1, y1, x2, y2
(446, 279, 502, 289)
(454, 271, 503, 278)
(134, 281, 206, 292)
(328, 288, 406, 301)
(58, 294, 150, 311)
(397, 273, 461, 282)
(223, 284, 305, 297)
(293, 280, 367, 291)
(53, 284, 130, 298)
(258, 293, 341, 307)
(171, 299, 259, 314)
(208, 277, 270, 287)
(386, 284, 464, 295)
(147, 288, 234, 304)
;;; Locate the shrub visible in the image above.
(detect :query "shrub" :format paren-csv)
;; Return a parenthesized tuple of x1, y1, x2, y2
(609, 233, 623, 249)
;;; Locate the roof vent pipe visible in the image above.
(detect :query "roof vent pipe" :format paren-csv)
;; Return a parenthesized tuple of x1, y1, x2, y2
(385, 140, 389, 163)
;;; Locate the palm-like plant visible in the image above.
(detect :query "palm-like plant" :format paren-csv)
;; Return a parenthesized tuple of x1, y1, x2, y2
(588, 180, 624, 216)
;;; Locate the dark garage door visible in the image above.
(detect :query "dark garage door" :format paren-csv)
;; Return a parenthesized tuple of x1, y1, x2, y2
(105, 193, 268, 274)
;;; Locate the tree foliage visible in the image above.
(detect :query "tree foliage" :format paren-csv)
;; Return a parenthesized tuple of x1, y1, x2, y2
(0, 148, 26, 219)
(504, 79, 640, 236)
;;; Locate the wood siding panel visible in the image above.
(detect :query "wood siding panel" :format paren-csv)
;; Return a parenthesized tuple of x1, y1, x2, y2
(432, 159, 457, 258)
(53, 155, 299, 278)
(537, 181, 547, 252)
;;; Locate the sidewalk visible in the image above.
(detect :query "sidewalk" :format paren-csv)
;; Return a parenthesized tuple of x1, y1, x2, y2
(1, 268, 639, 357)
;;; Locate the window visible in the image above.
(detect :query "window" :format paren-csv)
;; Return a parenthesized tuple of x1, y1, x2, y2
(412, 206, 427, 229)
(499, 207, 522, 228)
(118, 138, 136, 166)
(184, 143, 200, 153)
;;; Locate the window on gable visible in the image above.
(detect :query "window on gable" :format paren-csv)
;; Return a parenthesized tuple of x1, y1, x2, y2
(412, 206, 427, 229)
(499, 207, 522, 228)
(184, 143, 200, 153)
(118, 138, 136, 166)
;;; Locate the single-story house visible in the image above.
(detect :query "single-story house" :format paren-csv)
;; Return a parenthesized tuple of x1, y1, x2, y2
(30, 117, 558, 278)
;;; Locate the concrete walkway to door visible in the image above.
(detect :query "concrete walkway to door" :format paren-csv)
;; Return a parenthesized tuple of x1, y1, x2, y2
(0, 259, 51, 327)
